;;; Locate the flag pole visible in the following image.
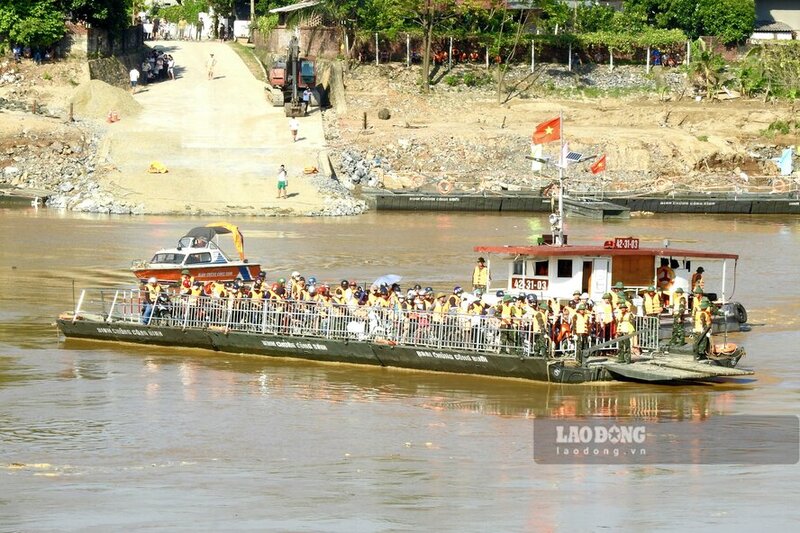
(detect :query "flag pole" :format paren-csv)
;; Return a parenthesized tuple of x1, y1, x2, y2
(557, 110, 564, 246)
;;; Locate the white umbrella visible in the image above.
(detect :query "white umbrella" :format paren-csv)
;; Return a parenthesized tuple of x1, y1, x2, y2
(372, 274, 402, 287)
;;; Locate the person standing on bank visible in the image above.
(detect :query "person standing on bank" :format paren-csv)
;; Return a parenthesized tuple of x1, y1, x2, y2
(472, 257, 490, 291)
(302, 88, 312, 115)
(289, 117, 299, 142)
(276, 164, 288, 199)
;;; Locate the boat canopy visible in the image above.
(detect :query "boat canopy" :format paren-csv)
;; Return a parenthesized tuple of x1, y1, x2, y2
(181, 222, 246, 261)
(474, 245, 738, 261)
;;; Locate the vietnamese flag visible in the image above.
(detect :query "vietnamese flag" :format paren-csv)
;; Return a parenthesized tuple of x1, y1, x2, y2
(532, 116, 561, 145)
(590, 154, 607, 174)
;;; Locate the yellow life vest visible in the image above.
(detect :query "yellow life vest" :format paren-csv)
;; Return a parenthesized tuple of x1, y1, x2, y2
(146, 283, 162, 301)
(644, 293, 662, 315)
(694, 309, 712, 333)
(618, 312, 635, 334)
(574, 312, 590, 334)
(472, 265, 489, 287)
(599, 302, 614, 325)
(532, 310, 546, 333)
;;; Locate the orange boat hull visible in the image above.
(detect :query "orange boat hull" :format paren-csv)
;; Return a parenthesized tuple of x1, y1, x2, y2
(133, 264, 262, 284)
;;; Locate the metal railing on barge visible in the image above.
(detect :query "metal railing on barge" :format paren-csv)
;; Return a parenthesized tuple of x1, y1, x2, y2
(68, 288, 661, 358)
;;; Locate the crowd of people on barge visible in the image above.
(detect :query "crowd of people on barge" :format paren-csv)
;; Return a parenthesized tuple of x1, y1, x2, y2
(138, 262, 718, 364)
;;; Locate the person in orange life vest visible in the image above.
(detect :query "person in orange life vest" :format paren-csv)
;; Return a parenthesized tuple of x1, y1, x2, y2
(691, 267, 705, 293)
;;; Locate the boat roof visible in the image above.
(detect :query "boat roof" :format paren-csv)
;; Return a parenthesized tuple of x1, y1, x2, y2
(474, 245, 738, 260)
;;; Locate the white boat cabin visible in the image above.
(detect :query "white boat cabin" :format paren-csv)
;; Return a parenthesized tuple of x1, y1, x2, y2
(149, 237, 232, 267)
(475, 237, 739, 303)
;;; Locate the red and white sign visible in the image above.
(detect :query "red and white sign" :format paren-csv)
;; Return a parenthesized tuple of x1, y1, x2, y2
(511, 277, 549, 291)
(613, 237, 640, 250)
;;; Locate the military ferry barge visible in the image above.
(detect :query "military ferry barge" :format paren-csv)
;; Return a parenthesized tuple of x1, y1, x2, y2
(57, 287, 751, 385)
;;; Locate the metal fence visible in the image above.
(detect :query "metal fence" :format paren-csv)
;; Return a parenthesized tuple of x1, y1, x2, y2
(71, 288, 660, 359)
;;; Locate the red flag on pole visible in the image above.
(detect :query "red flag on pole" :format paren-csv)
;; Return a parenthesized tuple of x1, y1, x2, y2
(532, 116, 561, 145)
(590, 154, 607, 174)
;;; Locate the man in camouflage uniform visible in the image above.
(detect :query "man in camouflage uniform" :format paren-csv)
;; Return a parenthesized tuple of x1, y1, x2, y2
(693, 299, 713, 359)
(669, 287, 687, 346)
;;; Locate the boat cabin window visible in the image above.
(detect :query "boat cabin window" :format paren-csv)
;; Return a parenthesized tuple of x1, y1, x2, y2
(185, 252, 212, 265)
(513, 260, 524, 275)
(557, 259, 573, 278)
(534, 261, 549, 276)
(151, 253, 185, 265)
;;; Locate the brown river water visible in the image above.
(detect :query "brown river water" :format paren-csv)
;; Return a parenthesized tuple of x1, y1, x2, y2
(1, 208, 799, 531)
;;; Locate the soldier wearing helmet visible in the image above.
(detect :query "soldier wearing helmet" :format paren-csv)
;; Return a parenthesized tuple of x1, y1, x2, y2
(693, 298, 714, 359)
(643, 285, 662, 317)
(616, 300, 636, 364)
(669, 287, 687, 346)
(572, 304, 590, 363)
(179, 269, 194, 295)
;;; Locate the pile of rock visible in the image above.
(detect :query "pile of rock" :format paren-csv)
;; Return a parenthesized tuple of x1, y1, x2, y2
(0, 70, 23, 86)
(335, 148, 392, 187)
(0, 114, 143, 214)
(306, 173, 369, 216)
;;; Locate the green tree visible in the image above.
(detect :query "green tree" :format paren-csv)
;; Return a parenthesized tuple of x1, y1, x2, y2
(575, 3, 615, 33)
(62, 0, 129, 32)
(686, 38, 730, 98)
(625, 0, 754, 43)
(696, 0, 754, 45)
(395, 0, 458, 93)
(0, 0, 66, 47)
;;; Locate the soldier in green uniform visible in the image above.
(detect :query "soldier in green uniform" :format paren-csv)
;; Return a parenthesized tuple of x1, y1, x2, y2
(669, 287, 687, 346)
(533, 301, 549, 358)
(616, 299, 635, 364)
(693, 300, 713, 359)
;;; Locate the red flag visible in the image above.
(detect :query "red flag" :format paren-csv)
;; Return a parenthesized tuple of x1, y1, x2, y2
(590, 154, 607, 174)
(532, 116, 561, 145)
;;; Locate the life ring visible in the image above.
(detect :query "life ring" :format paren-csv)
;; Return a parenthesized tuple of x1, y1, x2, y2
(412, 175, 425, 188)
(542, 183, 557, 198)
(713, 343, 738, 355)
(656, 265, 675, 290)
(655, 178, 669, 190)
(772, 178, 787, 193)
(437, 179, 454, 195)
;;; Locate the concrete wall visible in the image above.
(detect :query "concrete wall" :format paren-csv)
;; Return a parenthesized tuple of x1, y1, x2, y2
(58, 24, 144, 58)
(254, 27, 341, 61)
(756, 0, 800, 30)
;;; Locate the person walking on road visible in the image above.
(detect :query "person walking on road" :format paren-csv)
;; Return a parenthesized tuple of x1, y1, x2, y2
(276, 164, 288, 199)
(129, 67, 140, 93)
(206, 53, 216, 80)
(289, 117, 299, 142)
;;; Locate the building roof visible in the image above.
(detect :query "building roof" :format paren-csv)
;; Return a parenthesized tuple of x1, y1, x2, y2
(754, 20, 794, 32)
(473, 245, 738, 260)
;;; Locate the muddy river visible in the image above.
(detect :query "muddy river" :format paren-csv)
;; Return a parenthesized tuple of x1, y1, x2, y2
(1, 209, 798, 530)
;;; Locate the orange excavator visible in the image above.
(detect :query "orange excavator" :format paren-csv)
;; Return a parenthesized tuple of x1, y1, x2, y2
(267, 35, 316, 117)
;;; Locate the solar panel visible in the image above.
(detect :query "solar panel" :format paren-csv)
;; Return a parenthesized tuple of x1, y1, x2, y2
(565, 151, 583, 162)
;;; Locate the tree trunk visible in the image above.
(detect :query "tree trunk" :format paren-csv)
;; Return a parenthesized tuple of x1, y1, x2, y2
(421, 15, 433, 93)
